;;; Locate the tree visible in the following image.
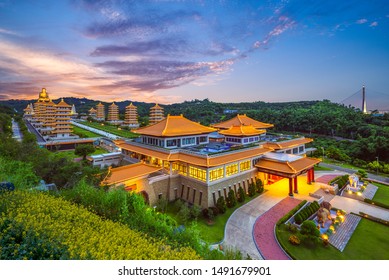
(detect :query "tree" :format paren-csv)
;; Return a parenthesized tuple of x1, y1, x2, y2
(216, 196, 227, 214)
(75, 144, 96, 160)
(255, 178, 264, 193)
(226, 189, 236, 208)
(300, 220, 320, 246)
(248, 183, 256, 197)
(237, 186, 245, 203)
(178, 203, 190, 224)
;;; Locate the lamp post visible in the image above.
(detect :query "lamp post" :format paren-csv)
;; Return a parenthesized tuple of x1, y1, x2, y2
(376, 156, 379, 175)
(321, 147, 325, 162)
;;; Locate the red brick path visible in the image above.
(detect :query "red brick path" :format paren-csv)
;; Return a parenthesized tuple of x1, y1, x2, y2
(253, 197, 301, 260)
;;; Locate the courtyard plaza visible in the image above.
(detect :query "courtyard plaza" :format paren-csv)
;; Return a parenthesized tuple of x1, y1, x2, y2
(222, 172, 321, 260)
(222, 170, 389, 259)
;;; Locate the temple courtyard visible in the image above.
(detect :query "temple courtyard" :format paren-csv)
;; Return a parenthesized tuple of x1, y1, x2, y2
(222, 170, 389, 260)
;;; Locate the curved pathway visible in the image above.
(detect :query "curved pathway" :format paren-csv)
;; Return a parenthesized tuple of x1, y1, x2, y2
(222, 176, 321, 259)
(253, 197, 301, 260)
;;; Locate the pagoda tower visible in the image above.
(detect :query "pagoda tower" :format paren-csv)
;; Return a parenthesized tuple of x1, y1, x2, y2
(23, 103, 34, 120)
(107, 102, 119, 123)
(124, 102, 139, 128)
(88, 107, 97, 118)
(29, 88, 74, 139)
(96, 102, 105, 121)
(149, 103, 164, 125)
(54, 98, 72, 138)
(70, 104, 78, 119)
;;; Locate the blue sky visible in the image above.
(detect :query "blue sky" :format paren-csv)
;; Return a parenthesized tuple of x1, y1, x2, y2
(0, 0, 388, 104)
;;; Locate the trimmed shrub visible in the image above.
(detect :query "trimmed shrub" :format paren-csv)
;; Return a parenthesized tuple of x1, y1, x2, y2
(237, 186, 245, 203)
(289, 235, 300, 245)
(226, 189, 237, 208)
(216, 196, 227, 214)
(287, 223, 298, 233)
(276, 200, 307, 226)
(294, 213, 303, 224)
(248, 183, 256, 197)
(209, 206, 220, 216)
(364, 199, 389, 210)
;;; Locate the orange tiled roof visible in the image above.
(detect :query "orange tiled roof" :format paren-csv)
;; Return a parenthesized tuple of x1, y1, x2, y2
(212, 114, 274, 129)
(118, 142, 171, 160)
(219, 125, 266, 137)
(133, 115, 217, 137)
(103, 163, 162, 185)
(109, 102, 118, 107)
(117, 141, 273, 167)
(263, 138, 313, 150)
(126, 102, 137, 108)
(255, 157, 320, 175)
(89, 107, 97, 112)
(57, 98, 71, 107)
(151, 103, 163, 109)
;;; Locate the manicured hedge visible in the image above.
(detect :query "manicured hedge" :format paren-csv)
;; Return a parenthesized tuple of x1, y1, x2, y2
(363, 199, 389, 210)
(358, 212, 389, 227)
(294, 201, 320, 225)
(276, 200, 307, 226)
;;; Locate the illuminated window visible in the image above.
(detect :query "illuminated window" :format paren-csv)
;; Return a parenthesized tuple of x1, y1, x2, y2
(172, 162, 188, 175)
(226, 163, 238, 176)
(209, 167, 224, 181)
(189, 166, 206, 181)
(240, 160, 250, 172)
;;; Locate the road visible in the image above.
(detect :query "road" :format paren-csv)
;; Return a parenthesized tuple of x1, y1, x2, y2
(24, 119, 46, 142)
(320, 162, 389, 184)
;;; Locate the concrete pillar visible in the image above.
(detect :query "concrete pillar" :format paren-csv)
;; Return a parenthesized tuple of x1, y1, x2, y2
(289, 178, 293, 197)
(307, 169, 312, 185)
(294, 176, 298, 194)
(311, 168, 315, 182)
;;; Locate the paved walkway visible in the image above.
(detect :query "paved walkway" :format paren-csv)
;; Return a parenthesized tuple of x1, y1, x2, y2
(320, 162, 389, 184)
(11, 118, 23, 142)
(71, 121, 120, 140)
(253, 197, 301, 259)
(330, 196, 389, 221)
(222, 175, 320, 259)
(315, 174, 342, 184)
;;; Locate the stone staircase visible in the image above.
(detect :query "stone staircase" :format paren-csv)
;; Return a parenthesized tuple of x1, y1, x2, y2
(329, 214, 361, 252)
(362, 184, 378, 200)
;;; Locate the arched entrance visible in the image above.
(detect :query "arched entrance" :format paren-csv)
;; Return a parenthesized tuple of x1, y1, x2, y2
(139, 190, 150, 205)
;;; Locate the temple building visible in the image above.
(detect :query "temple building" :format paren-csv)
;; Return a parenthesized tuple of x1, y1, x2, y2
(107, 102, 119, 123)
(149, 104, 164, 125)
(104, 114, 320, 208)
(124, 102, 139, 128)
(24, 88, 74, 139)
(70, 104, 78, 119)
(96, 102, 105, 121)
(88, 107, 97, 119)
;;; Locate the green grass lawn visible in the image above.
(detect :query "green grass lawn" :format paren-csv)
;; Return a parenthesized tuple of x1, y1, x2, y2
(314, 164, 333, 171)
(81, 121, 138, 138)
(372, 182, 389, 205)
(55, 147, 108, 159)
(165, 193, 261, 244)
(72, 125, 101, 138)
(277, 218, 389, 259)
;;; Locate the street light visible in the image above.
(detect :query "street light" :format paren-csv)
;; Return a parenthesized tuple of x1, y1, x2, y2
(321, 147, 325, 161)
(376, 156, 379, 175)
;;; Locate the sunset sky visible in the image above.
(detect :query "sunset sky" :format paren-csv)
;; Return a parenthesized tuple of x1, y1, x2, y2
(0, 0, 388, 104)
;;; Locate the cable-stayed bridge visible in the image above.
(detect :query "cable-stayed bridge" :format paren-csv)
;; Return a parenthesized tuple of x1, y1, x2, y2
(340, 87, 389, 113)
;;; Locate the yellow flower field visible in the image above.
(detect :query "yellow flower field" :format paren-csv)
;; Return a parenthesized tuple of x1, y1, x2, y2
(0, 190, 201, 260)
